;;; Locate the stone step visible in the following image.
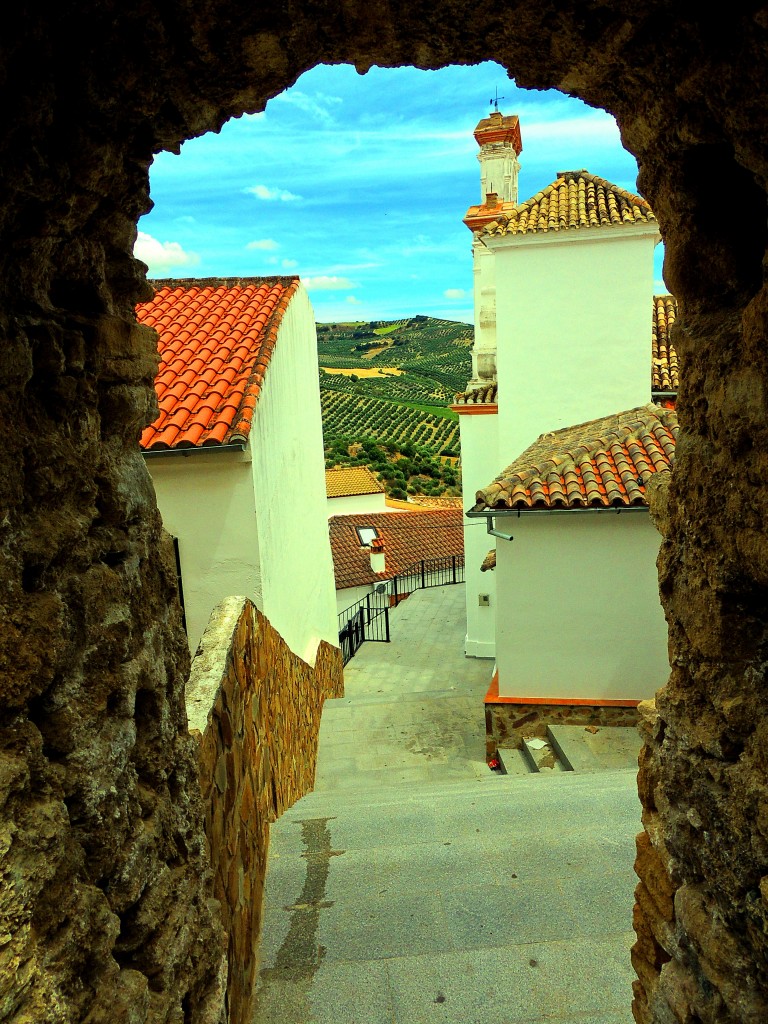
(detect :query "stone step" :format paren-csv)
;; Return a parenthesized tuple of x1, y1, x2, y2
(280, 762, 640, 821)
(520, 734, 570, 773)
(494, 745, 533, 776)
(547, 723, 642, 773)
(258, 767, 641, 1024)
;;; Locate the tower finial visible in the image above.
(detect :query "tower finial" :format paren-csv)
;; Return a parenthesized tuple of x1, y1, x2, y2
(490, 86, 506, 112)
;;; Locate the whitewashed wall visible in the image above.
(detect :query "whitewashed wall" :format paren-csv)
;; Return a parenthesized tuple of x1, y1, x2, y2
(146, 448, 261, 654)
(458, 409, 499, 659)
(494, 510, 668, 700)
(486, 225, 660, 458)
(326, 492, 387, 518)
(470, 239, 498, 384)
(336, 583, 375, 617)
(250, 283, 338, 664)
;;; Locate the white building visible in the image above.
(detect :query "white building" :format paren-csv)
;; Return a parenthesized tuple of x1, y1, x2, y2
(325, 466, 387, 518)
(469, 404, 675, 702)
(138, 276, 338, 662)
(456, 112, 678, 706)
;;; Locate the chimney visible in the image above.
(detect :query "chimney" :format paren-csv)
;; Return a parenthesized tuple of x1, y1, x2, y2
(369, 537, 386, 574)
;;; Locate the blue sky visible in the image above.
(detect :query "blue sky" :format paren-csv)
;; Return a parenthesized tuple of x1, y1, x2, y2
(137, 61, 665, 324)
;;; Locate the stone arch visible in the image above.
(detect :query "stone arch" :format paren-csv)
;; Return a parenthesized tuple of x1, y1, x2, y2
(2, 5, 768, 1022)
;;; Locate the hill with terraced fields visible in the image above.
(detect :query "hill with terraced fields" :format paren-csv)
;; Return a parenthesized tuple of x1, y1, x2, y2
(317, 316, 472, 499)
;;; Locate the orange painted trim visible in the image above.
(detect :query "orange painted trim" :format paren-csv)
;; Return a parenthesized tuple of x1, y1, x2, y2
(450, 404, 498, 415)
(483, 672, 640, 708)
(485, 670, 500, 700)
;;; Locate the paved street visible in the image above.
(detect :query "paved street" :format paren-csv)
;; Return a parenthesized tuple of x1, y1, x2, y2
(253, 585, 641, 1024)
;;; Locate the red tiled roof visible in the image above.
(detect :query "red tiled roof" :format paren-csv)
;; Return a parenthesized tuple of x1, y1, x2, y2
(137, 276, 299, 450)
(465, 170, 656, 237)
(652, 294, 679, 393)
(325, 467, 385, 498)
(474, 404, 677, 512)
(329, 509, 464, 590)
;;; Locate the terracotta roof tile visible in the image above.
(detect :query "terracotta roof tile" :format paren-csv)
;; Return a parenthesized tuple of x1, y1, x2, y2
(652, 294, 679, 393)
(481, 549, 496, 572)
(325, 467, 386, 498)
(137, 276, 300, 451)
(329, 509, 464, 589)
(474, 404, 677, 512)
(454, 381, 498, 405)
(467, 170, 656, 238)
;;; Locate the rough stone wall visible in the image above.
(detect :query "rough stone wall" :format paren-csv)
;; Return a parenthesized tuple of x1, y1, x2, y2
(0, 93, 229, 1018)
(2, 4, 768, 1023)
(486, 701, 640, 758)
(187, 597, 343, 1024)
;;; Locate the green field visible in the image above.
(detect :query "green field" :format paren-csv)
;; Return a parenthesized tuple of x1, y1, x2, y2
(317, 315, 472, 497)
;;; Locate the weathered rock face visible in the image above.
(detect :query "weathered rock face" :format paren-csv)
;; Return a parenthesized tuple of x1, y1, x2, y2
(1, 3, 768, 1022)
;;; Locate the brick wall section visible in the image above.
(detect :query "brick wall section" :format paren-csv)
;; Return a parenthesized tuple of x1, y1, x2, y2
(187, 597, 344, 1024)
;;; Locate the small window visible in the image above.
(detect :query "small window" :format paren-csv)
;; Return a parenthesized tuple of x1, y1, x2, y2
(356, 526, 379, 547)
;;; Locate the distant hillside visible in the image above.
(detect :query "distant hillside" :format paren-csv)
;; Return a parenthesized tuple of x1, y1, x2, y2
(317, 315, 472, 499)
(317, 315, 472, 397)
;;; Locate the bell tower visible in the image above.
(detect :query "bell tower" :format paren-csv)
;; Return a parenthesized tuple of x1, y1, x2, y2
(463, 111, 523, 385)
(474, 110, 522, 203)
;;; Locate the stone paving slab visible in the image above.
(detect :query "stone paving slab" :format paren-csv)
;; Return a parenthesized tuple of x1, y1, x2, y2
(253, 585, 641, 1024)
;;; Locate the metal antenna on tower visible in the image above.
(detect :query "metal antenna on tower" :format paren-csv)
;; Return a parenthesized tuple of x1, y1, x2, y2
(490, 87, 506, 111)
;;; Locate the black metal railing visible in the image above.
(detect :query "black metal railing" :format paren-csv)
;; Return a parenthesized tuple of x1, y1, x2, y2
(338, 590, 390, 665)
(390, 554, 464, 605)
(337, 554, 464, 664)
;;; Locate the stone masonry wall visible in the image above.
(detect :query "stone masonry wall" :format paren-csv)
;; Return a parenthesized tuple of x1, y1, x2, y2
(186, 597, 343, 1024)
(486, 701, 640, 759)
(2, 4, 768, 1023)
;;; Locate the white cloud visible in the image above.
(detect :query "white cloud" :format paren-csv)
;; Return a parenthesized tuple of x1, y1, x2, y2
(246, 238, 279, 250)
(303, 275, 356, 291)
(134, 231, 199, 275)
(244, 184, 302, 202)
(281, 258, 298, 269)
(271, 89, 343, 127)
(522, 112, 621, 146)
(346, 295, 361, 304)
(444, 288, 466, 299)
